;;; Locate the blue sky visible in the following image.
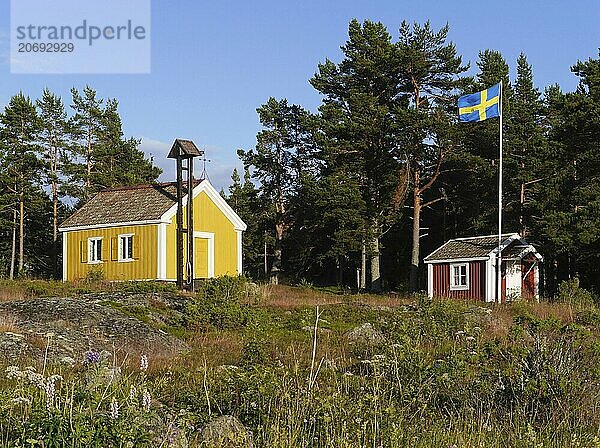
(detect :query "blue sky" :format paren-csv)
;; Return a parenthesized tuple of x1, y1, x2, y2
(1, 0, 599, 191)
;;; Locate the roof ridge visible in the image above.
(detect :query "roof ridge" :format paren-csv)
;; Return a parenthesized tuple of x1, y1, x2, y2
(451, 233, 519, 242)
(100, 179, 204, 193)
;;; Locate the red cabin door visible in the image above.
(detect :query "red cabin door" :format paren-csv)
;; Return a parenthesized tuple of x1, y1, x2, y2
(522, 259, 536, 299)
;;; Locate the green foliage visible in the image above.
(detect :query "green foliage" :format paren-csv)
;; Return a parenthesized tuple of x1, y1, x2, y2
(83, 266, 104, 284)
(556, 279, 596, 307)
(118, 281, 178, 294)
(0, 355, 178, 447)
(3, 285, 600, 445)
(184, 275, 256, 330)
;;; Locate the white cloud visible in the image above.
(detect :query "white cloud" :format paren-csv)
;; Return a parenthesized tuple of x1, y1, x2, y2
(138, 137, 174, 181)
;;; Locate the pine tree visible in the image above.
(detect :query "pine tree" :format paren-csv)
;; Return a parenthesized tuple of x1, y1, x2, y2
(311, 19, 401, 291)
(238, 98, 314, 284)
(68, 86, 103, 201)
(542, 53, 600, 289)
(394, 21, 468, 291)
(68, 88, 161, 202)
(37, 89, 70, 245)
(0, 93, 43, 277)
(505, 53, 548, 237)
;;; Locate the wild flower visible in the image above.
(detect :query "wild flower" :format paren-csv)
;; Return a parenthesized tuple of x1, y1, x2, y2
(129, 385, 137, 401)
(6, 366, 25, 380)
(140, 354, 149, 372)
(60, 356, 76, 367)
(45, 379, 55, 410)
(110, 397, 120, 420)
(25, 369, 45, 388)
(142, 388, 151, 411)
(84, 350, 101, 364)
(10, 397, 31, 406)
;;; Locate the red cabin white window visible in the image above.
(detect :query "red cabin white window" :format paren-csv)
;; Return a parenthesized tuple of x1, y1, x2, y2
(450, 262, 469, 290)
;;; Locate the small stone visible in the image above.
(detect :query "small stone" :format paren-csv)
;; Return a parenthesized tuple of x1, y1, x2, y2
(199, 415, 253, 448)
(346, 323, 385, 344)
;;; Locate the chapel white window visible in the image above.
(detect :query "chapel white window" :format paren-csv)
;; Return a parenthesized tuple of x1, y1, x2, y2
(450, 263, 469, 290)
(119, 234, 134, 261)
(88, 238, 103, 263)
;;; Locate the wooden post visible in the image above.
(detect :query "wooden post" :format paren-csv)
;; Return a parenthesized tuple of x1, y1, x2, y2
(176, 157, 184, 289)
(187, 158, 194, 291)
(168, 139, 203, 292)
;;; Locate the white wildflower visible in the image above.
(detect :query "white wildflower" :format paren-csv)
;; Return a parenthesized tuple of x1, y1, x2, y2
(6, 366, 25, 380)
(10, 397, 31, 406)
(110, 397, 120, 420)
(142, 389, 151, 411)
(44, 374, 62, 410)
(140, 354, 149, 372)
(45, 380, 55, 410)
(60, 356, 76, 367)
(129, 385, 137, 401)
(26, 370, 45, 387)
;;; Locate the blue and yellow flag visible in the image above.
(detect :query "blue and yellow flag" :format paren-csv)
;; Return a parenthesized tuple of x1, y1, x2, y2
(458, 83, 501, 122)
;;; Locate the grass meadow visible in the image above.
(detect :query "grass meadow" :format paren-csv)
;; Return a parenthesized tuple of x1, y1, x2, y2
(1, 277, 600, 447)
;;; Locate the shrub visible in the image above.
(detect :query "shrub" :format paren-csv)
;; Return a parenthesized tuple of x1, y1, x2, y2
(84, 266, 104, 284)
(184, 275, 256, 330)
(556, 279, 596, 307)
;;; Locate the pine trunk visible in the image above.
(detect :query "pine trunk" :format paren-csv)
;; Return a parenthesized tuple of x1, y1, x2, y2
(52, 180, 58, 242)
(519, 160, 526, 236)
(360, 239, 367, 290)
(86, 126, 92, 193)
(370, 232, 381, 292)
(18, 189, 24, 276)
(410, 170, 422, 292)
(271, 223, 282, 285)
(9, 207, 17, 280)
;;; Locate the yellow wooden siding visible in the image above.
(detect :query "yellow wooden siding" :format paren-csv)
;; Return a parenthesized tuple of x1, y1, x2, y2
(165, 190, 238, 279)
(65, 225, 158, 281)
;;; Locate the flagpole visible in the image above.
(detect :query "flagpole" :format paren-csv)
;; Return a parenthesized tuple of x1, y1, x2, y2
(497, 81, 503, 303)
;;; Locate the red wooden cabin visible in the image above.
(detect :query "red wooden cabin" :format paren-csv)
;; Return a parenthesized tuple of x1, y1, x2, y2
(425, 233, 542, 302)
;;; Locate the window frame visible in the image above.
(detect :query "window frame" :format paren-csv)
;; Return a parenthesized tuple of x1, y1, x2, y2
(118, 233, 135, 262)
(449, 262, 469, 291)
(88, 237, 103, 264)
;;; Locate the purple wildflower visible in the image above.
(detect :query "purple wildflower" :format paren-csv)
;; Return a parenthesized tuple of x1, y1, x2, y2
(84, 350, 101, 364)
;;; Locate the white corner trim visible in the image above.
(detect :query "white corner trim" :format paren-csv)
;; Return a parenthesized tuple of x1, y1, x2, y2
(160, 179, 247, 231)
(427, 263, 433, 298)
(62, 234, 67, 282)
(485, 258, 495, 302)
(157, 223, 167, 279)
(194, 231, 215, 278)
(235, 229, 243, 274)
(534, 263, 540, 299)
(59, 220, 166, 232)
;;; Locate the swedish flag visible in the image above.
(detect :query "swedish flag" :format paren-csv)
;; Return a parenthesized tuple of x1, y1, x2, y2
(458, 83, 501, 122)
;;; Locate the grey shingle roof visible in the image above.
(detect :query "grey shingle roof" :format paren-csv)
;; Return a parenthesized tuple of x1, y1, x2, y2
(425, 234, 518, 261)
(59, 183, 180, 229)
(168, 139, 204, 158)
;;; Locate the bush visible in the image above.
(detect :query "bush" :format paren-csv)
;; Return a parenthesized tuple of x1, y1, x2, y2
(184, 275, 256, 330)
(556, 279, 596, 307)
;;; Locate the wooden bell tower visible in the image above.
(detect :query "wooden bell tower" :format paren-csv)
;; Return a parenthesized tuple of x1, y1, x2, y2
(167, 139, 204, 291)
